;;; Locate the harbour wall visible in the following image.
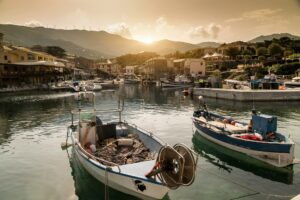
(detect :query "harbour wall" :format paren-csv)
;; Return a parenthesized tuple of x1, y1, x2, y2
(192, 88, 300, 101)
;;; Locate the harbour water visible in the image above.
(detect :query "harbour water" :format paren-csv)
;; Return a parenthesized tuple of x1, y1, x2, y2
(0, 85, 299, 200)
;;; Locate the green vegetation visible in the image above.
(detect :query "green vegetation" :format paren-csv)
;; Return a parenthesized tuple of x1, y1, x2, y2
(116, 52, 158, 67)
(224, 47, 240, 60)
(271, 63, 300, 75)
(256, 47, 267, 56)
(31, 45, 66, 58)
(166, 49, 204, 59)
(268, 43, 283, 58)
(46, 46, 66, 58)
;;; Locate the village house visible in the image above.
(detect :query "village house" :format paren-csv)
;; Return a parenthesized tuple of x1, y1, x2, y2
(95, 59, 121, 76)
(0, 33, 68, 88)
(142, 57, 169, 79)
(217, 41, 255, 55)
(184, 58, 206, 77)
(125, 65, 139, 75)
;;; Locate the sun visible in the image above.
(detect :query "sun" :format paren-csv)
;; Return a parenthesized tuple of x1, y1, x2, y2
(136, 36, 155, 44)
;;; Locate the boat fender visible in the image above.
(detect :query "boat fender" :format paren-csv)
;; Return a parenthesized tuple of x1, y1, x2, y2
(117, 138, 133, 146)
(254, 133, 263, 141)
(90, 144, 96, 153)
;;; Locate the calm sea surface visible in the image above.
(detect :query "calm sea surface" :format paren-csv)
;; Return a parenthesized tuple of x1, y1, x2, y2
(0, 85, 299, 200)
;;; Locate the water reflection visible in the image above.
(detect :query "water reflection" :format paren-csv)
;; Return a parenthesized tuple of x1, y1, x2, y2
(0, 93, 75, 146)
(192, 132, 294, 184)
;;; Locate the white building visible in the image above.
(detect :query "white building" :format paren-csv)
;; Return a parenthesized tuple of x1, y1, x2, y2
(125, 65, 138, 75)
(184, 58, 206, 77)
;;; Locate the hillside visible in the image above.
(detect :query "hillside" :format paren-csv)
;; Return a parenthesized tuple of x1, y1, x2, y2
(248, 33, 300, 43)
(0, 24, 199, 58)
(196, 41, 220, 48)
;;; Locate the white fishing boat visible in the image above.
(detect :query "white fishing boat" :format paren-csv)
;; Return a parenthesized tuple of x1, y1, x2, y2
(64, 92, 198, 199)
(192, 97, 295, 167)
(284, 77, 300, 88)
(85, 82, 102, 91)
(124, 73, 141, 84)
(161, 75, 193, 88)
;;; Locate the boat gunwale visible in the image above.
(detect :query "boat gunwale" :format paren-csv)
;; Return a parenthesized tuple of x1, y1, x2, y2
(192, 117, 294, 151)
(192, 113, 294, 146)
(69, 125, 165, 186)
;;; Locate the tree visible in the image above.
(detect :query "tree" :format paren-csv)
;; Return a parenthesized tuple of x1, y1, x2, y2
(284, 50, 293, 58)
(46, 46, 66, 58)
(242, 49, 252, 55)
(244, 55, 251, 63)
(212, 69, 221, 77)
(256, 47, 267, 56)
(224, 47, 240, 60)
(258, 56, 265, 63)
(268, 43, 283, 58)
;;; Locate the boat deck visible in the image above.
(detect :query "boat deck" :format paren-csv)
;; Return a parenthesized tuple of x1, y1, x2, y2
(114, 160, 156, 180)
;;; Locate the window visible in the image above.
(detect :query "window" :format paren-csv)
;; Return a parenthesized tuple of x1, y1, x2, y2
(27, 53, 35, 60)
(4, 55, 7, 60)
(38, 56, 43, 61)
(21, 56, 25, 61)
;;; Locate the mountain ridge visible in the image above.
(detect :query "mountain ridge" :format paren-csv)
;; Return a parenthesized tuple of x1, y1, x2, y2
(1, 24, 300, 58)
(248, 33, 300, 43)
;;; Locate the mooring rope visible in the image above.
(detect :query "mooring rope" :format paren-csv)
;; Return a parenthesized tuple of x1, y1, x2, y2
(104, 167, 110, 200)
(197, 165, 297, 199)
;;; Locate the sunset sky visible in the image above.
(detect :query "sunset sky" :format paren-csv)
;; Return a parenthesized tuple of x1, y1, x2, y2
(0, 0, 300, 44)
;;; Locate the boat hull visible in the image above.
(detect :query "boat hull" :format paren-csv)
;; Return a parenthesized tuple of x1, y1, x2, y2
(284, 82, 300, 88)
(70, 128, 169, 200)
(161, 81, 193, 88)
(124, 79, 140, 84)
(192, 119, 295, 167)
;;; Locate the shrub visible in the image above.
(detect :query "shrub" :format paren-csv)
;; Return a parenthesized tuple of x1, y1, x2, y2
(271, 62, 300, 75)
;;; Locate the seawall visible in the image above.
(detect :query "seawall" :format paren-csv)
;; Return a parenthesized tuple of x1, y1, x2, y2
(192, 88, 300, 101)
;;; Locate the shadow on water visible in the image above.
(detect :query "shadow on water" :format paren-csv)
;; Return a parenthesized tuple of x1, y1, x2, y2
(192, 131, 294, 184)
(68, 148, 171, 200)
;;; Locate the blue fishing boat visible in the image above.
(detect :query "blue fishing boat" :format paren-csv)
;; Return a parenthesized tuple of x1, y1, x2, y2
(192, 100, 295, 167)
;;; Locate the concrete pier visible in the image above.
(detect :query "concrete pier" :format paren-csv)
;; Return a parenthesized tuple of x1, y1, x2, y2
(193, 88, 300, 101)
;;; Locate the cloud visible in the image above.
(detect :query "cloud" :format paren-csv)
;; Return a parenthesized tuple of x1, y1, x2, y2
(155, 17, 168, 32)
(188, 23, 221, 39)
(226, 8, 282, 23)
(107, 22, 132, 38)
(154, 17, 175, 33)
(24, 20, 43, 27)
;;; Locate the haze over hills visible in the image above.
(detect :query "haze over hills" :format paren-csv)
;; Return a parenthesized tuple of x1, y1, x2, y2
(0, 24, 201, 58)
(196, 42, 221, 48)
(1, 24, 300, 59)
(248, 33, 300, 43)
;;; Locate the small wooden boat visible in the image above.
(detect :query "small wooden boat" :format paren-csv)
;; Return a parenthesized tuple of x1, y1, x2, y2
(161, 75, 193, 88)
(65, 93, 198, 199)
(161, 81, 193, 88)
(192, 102, 295, 167)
